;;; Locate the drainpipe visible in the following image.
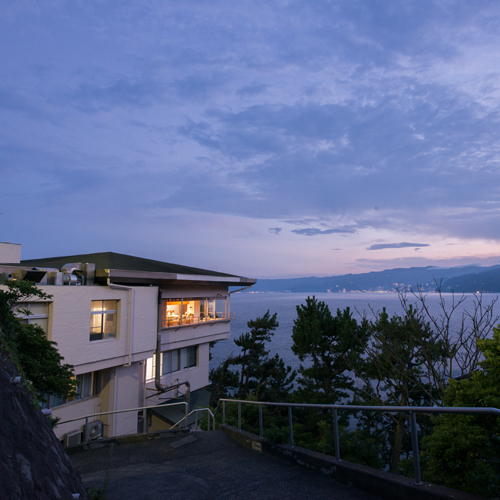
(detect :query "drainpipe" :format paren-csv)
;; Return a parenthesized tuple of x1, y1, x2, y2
(155, 290, 190, 408)
(108, 281, 134, 367)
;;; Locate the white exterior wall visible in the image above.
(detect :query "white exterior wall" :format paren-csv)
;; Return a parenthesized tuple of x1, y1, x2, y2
(113, 362, 144, 436)
(1, 279, 235, 441)
(52, 395, 102, 440)
(145, 342, 211, 408)
(37, 285, 158, 373)
(0, 242, 21, 263)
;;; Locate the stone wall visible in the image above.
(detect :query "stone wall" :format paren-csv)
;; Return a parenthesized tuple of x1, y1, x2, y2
(0, 343, 88, 500)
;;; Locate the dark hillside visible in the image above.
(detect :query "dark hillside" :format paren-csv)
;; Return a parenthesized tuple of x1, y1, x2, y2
(441, 267, 500, 293)
(251, 265, 500, 293)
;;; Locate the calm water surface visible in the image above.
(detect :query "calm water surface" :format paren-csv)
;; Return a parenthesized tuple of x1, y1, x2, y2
(210, 292, 500, 371)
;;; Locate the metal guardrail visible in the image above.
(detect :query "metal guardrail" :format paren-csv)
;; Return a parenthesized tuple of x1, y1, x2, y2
(58, 402, 188, 443)
(171, 407, 216, 431)
(220, 399, 500, 484)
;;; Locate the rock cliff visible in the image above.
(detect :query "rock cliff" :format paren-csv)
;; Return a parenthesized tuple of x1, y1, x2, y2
(0, 343, 88, 500)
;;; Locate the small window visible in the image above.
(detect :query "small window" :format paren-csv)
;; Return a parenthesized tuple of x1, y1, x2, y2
(188, 346, 197, 367)
(75, 371, 101, 400)
(15, 302, 50, 334)
(161, 346, 198, 375)
(90, 300, 117, 341)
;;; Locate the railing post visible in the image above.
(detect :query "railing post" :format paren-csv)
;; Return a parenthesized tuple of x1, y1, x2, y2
(84, 417, 89, 444)
(238, 402, 241, 431)
(259, 405, 263, 439)
(207, 410, 210, 431)
(333, 408, 340, 461)
(223, 401, 226, 425)
(410, 411, 421, 484)
(144, 409, 147, 434)
(184, 403, 188, 429)
(288, 406, 294, 447)
(195, 410, 198, 431)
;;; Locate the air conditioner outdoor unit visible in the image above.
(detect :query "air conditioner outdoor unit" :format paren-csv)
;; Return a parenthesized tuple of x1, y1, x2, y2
(86, 420, 103, 440)
(64, 429, 82, 448)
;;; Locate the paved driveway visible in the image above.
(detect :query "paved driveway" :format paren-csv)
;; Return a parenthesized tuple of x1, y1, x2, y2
(70, 431, 382, 500)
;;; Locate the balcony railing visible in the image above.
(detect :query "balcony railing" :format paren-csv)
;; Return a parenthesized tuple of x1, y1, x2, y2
(161, 312, 236, 329)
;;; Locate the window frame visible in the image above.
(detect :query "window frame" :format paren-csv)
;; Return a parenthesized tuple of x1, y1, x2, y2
(14, 301, 50, 333)
(160, 345, 198, 375)
(90, 300, 118, 341)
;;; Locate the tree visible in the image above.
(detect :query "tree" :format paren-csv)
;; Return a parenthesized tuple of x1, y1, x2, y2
(208, 357, 239, 407)
(232, 311, 279, 399)
(405, 283, 499, 385)
(210, 311, 295, 404)
(419, 326, 500, 496)
(0, 280, 76, 403)
(352, 305, 448, 473)
(291, 297, 368, 405)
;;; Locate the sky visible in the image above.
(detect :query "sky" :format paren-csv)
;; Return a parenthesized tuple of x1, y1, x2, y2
(1, 1, 500, 279)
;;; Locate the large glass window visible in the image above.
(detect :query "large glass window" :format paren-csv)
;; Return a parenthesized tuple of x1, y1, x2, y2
(90, 300, 117, 341)
(161, 297, 228, 328)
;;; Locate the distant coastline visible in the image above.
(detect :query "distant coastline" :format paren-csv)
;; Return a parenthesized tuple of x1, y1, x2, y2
(245, 264, 500, 294)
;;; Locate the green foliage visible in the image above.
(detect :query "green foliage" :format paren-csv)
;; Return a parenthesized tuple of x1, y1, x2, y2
(232, 311, 279, 398)
(86, 485, 107, 500)
(209, 357, 239, 407)
(209, 297, 499, 497)
(211, 311, 295, 403)
(0, 280, 76, 403)
(12, 322, 76, 401)
(316, 420, 385, 470)
(353, 305, 448, 472)
(419, 326, 500, 497)
(292, 297, 368, 404)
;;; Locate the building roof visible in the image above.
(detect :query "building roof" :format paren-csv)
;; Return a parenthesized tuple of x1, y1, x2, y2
(19, 251, 256, 287)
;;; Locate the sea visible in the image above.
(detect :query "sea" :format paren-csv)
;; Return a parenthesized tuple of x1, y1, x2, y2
(210, 292, 500, 372)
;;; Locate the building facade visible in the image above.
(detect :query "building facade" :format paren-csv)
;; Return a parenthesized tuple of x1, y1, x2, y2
(0, 248, 255, 444)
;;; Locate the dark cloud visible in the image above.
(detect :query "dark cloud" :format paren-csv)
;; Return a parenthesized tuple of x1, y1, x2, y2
(268, 227, 281, 235)
(292, 228, 356, 236)
(367, 242, 430, 250)
(237, 83, 269, 96)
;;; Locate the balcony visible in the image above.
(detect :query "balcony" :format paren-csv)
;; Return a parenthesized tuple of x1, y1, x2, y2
(161, 312, 236, 329)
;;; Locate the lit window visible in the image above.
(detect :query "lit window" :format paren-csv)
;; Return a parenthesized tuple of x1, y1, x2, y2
(161, 297, 228, 328)
(90, 300, 118, 341)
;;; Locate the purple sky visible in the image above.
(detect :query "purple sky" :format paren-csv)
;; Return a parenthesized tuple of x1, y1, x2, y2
(2, 1, 500, 278)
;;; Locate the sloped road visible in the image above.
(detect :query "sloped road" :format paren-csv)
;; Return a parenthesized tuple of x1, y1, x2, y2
(70, 431, 381, 500)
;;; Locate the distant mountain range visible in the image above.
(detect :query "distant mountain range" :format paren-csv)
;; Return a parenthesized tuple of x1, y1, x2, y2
(250, 265, 500, 293)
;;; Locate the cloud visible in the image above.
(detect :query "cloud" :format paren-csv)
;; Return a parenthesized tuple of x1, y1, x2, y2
(68, 79, 165, 113)
(292, 227, 356, 236)
(3, 0, 500, 279)
(237, 83, 269, 96)
(367, 242, 430, 250)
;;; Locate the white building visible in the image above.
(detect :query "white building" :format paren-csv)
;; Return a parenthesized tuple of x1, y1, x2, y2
(0, 246, 255, 444)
